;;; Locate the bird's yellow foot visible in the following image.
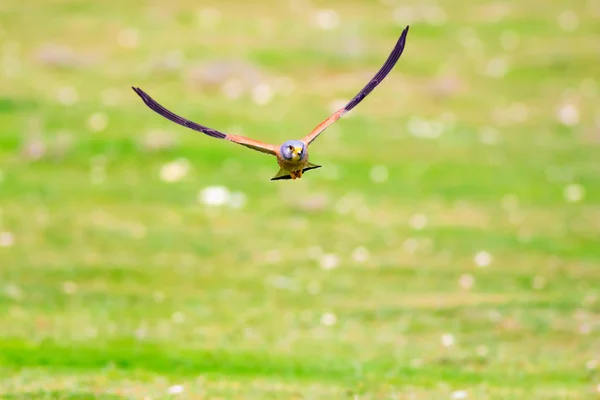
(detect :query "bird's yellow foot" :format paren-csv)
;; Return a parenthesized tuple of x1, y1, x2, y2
(296, 169, 303, 178)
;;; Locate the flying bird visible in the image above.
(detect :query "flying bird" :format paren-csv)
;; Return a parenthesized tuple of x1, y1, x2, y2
(132, 25, 409, 181)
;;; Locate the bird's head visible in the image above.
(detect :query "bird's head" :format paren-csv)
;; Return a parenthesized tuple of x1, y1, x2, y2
(280, 140, 305, 161)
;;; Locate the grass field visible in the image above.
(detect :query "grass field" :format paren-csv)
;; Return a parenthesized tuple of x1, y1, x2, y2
(1, 0, 600, 398)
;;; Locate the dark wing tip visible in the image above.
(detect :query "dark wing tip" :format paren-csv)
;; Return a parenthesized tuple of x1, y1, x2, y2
(131, 86, 228, 140)
(131, 86, 149, 101)
(343, 25, 411, 112)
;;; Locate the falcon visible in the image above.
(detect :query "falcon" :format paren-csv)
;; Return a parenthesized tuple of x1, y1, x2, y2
(132, 25, 410, 181)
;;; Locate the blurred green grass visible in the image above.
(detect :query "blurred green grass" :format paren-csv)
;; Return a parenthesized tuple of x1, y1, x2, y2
(1, 0, 600, 398)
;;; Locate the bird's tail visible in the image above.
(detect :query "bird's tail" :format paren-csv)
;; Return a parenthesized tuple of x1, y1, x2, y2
(271, 163, 322, 181)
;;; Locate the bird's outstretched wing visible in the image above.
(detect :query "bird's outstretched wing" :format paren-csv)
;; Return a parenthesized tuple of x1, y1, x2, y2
(301, 25, 410, 146)
(132, 87, 278, 156)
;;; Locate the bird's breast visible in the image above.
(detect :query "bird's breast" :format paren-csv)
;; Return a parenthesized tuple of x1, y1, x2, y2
(278, 152, 309, 171)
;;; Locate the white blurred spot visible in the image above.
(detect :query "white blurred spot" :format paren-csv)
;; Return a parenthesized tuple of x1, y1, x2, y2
(319, 253, 340, 270)
(106, 322, 118, 334)
(160, 50, 184, 71)
(409, 213, 428, 230)
(329, 98, 347, 114)
(507, 102, 529, 123)
(564, 183, 584, 203)
(153, 291, 165, 303)
(501, 194, 519, 211)
(407, 117, 445, 139)
(140, 129, 177, 151)
(85, 327, 98, 338)
(0, 231, 15, 248)
(479, 127, 499, 145)
(586, 359, 598, 370)
(402, 238, 418, 255)
(117, 28, 139, 49)
(514, 229, 534, 246)
(488, 309, 502, 322)
(129, 223, 147, 239)
(160, 159, 190, 183)
(251, 83, 274, 106)
(101, 88, 121, 106)
(451, 390, 468, 400)
(289, 0, 310, 13)
(307, 281, 321, 295)
(583, 293, 597, 306)
(199, 186, 230, 206)
(458, 273, 474, 290)
(35, 43, 76, 69)
(580, 78, 597, 98)
(313, 9, 340, 31)
(265, 249, 282, 264)
(135, 326, 148, 340)
(228, 191, 247, 209)
(558, 10, 579, 31)
(274, 76, 296, 96)
(485, 58, 508, 78)
(307, 246, 323, 260)
(410, 358, 423, 368)
(500, 30, 519, 50)
(62, 281, 77, 295)
(354, 206, 372, 223)
(351, 246, 370, 263)
(370, 165, 388, 183)
(56, 86, 78, 106)
(441, 333, 455, 347)
(197, 8, 222, 28)
(221, 79, 244, 100)
(596, 383, 600, 394)
(484, 2, 512, 22)
(457, 27, 483, 56)
(476, 345, 488, 357)
(167, 385, 185, 395)
(270, 275, 298, 291)
(21, 135, 46, 161)
(335, 197, 352, 215)
(579, 323, 591, 335)
(557, 103, 579, 126)
(474, 251, 492, 267)
(89, 156, 107, 185)
(322, 164, 340, 181)
(258, 18, 275, 37)
(171, 311, 185, 324)
(393, 7, 414, 25)
(87, 112, 108, 133)
(423, 5, 447, 26)
(4, 283, 24, 300)
(532, 276, 546, 290)
(320, 312, 337, 326)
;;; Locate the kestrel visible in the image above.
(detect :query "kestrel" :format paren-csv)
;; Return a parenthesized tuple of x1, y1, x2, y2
(132, 25, 409, 181)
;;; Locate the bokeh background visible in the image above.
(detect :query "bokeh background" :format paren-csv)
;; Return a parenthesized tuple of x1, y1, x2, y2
(1, 0, 600, 398)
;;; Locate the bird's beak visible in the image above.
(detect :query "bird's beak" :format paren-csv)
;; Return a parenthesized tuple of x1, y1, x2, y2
(293, 146, 303, 156)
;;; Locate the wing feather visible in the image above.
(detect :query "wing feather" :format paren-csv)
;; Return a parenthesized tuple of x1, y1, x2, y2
(132, 87, 278, 156)
(302, 25, 410, 145)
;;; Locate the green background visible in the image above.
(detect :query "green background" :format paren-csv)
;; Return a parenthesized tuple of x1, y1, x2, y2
(1, 0, 599, 398)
